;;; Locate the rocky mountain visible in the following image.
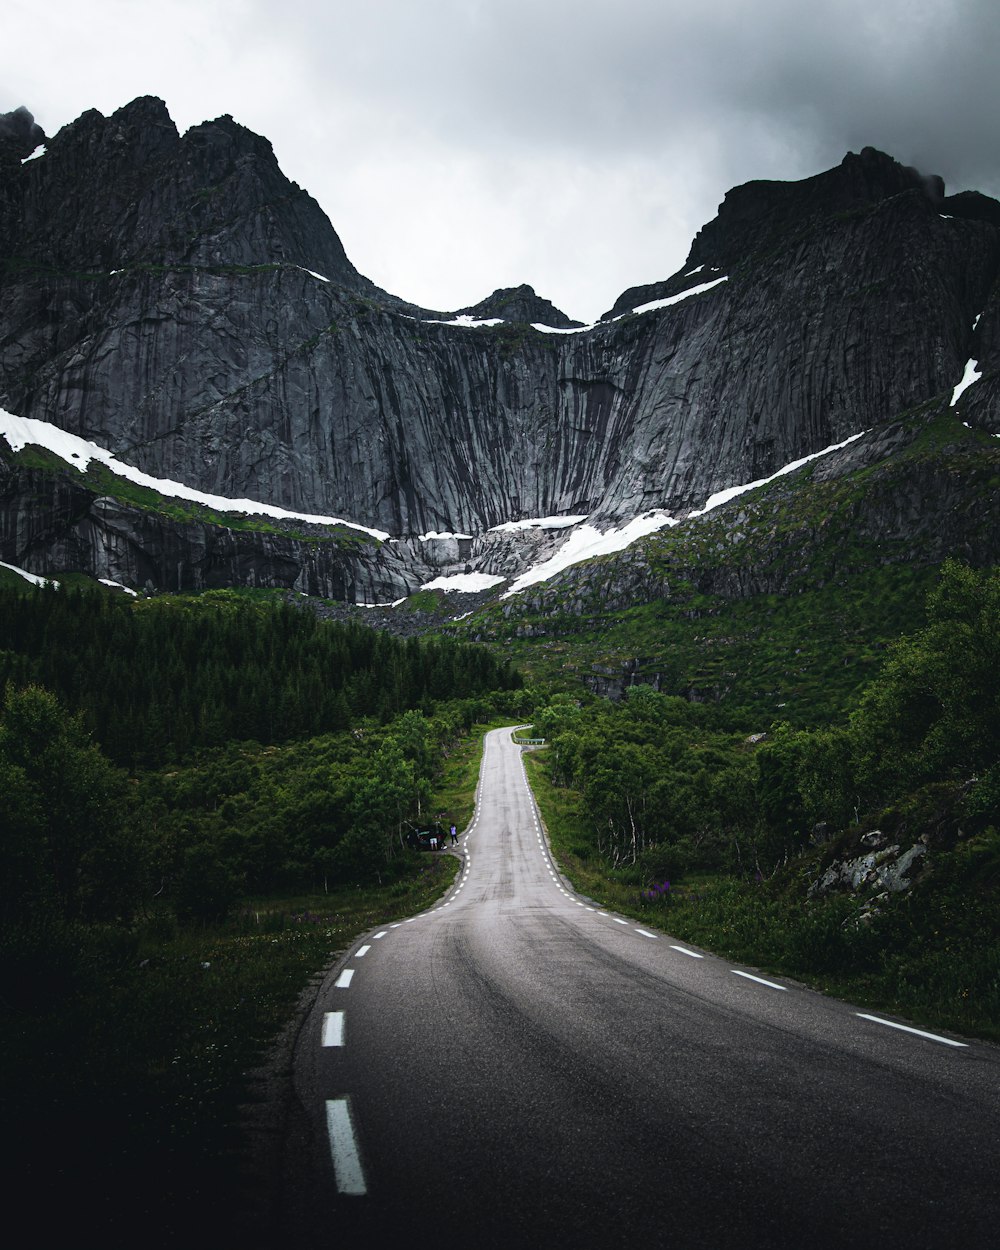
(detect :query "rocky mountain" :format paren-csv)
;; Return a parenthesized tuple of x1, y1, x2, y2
(1, 96, 998, 607)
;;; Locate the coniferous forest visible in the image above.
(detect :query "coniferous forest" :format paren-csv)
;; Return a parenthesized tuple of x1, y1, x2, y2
(0, 586, 521, 768)
(1, 584, 529, 926)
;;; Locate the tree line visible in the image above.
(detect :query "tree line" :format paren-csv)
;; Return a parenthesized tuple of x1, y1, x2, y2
(0, 586, 521, 767)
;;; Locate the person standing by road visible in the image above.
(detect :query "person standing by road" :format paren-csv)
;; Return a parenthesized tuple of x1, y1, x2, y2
(450, 823, 458, 845)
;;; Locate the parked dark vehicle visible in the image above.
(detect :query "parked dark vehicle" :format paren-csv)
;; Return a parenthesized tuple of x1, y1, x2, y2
(406, 822, 447, 851)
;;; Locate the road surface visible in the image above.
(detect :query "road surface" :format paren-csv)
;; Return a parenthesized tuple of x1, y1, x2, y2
(278, 726, 1000, 1249)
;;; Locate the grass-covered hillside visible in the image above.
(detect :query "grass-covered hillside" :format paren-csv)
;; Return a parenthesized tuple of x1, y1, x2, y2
(458, 407, 1000, 725)
(524, 560, 1000, 1041)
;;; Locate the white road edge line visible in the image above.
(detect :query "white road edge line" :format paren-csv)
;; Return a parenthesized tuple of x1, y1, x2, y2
(335, 969, 355, 989)
(326, 1098, 368, 1195)
(373, 931, 387, 940)
(355, 945, 371, 957)
(856, 1013, 969, 1048)
(635, 928, 658, 939)
(732, 970, 787, 991)
(322, 1011, 345, 1046)
(670, 944, 704, 959)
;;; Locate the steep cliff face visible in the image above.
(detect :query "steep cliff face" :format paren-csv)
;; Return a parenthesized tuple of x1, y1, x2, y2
(1, 99, 998, 587)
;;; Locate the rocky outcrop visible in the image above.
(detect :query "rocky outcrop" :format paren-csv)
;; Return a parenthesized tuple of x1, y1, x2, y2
(807, 830, 928, 899)
(1, 100, 999, 590)
(0, 458, 417, 600)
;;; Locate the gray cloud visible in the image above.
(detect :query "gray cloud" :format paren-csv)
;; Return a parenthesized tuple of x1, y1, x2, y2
(255, 0, 1000, 173)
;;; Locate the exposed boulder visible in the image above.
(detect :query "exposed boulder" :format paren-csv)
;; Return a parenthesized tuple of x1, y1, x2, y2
(807, 839, 928, 898)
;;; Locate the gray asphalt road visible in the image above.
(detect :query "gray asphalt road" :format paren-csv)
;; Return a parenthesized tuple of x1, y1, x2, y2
(280, 726, 1000, 1249)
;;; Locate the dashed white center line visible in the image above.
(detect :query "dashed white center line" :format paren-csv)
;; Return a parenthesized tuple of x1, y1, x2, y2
(670, 944, 704, 959)
(732, 970, 787, 991)
(326, 1098, 367, 1195)
(373, 931, 387, 940)
(335, 969, 355, 988)
(856, 1013, 968, 1047)
(355, 945, 371, 957)
(322, 1010, 345, 1046)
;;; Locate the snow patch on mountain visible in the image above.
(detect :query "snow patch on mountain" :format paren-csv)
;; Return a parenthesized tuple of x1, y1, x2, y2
(0, 409, 390, 540)
(423, 314, 505, 328)
(503, 510, 679, 597)
(1, 559, 58, 587)
(99, 578, 138, 596)
(630, 275, 729, 315)
(500, 430, 870, 596)
(489, 515, 589, 533)
(687, 430, 868, 518)
(950, 358, 982, 406)
(421, 572, 506, 592)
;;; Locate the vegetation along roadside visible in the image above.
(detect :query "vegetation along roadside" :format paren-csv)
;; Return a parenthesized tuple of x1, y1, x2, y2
(527, 560, 999, 1045)
(1, 560, 997, 1245)
(0, 583, 526, 1243)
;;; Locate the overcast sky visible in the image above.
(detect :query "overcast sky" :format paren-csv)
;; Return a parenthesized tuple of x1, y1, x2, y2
(4, 0, 999, 322)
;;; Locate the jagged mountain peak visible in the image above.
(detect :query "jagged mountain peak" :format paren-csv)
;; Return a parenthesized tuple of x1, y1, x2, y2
(601, 146, 951, 320)
(3, 94, 374, 292)
(54, 95, 180, 163)
(181, 109, 282, 167)
(455, 283, 584, 328)
(685, 145, 945, 273)
(941, 189, 1000, 227)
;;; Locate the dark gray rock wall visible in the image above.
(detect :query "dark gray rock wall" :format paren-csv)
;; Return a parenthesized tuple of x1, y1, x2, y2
(2, 102, 998, 558)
